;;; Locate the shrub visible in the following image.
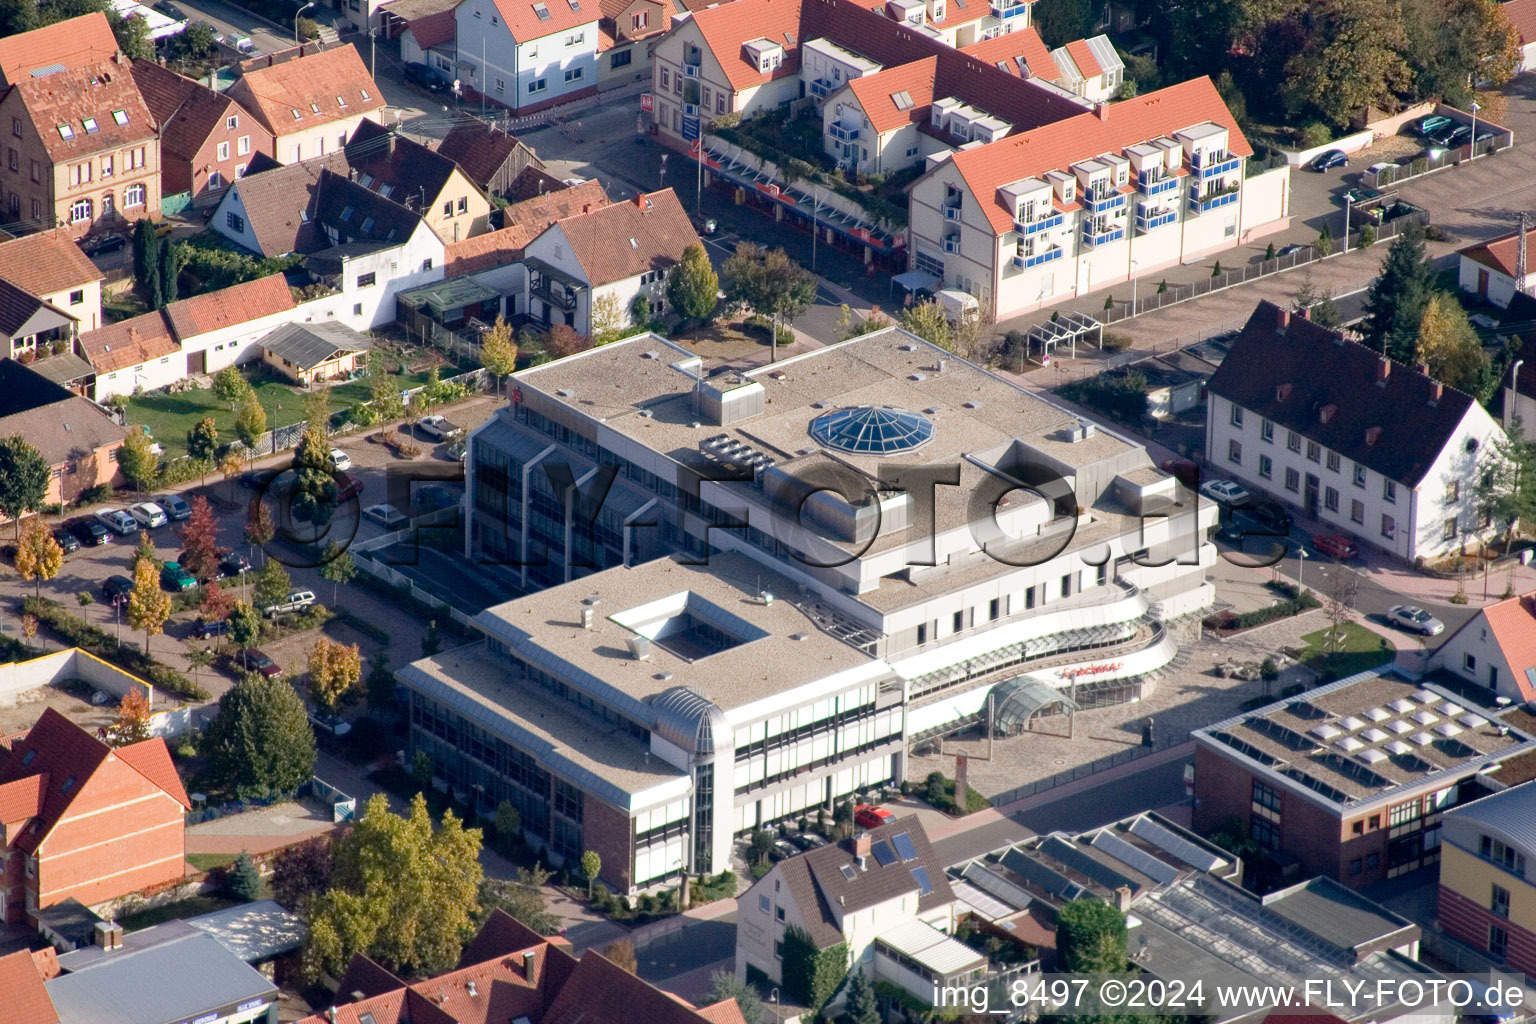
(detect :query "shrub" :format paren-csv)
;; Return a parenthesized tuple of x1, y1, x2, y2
(1101, 332, 1133, 351)
(1225, 593, 1321, 629)
(78, 484, 112, 506)
(1300, 122, 1333, 149)
(40, 502, 63, 515)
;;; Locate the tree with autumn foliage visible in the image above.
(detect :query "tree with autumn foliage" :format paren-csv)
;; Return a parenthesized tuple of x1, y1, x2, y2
(245, 499, 275, 564)
(307, 636, 363, 715)
(545, 324, 591, 359)
(126, 556, 172, 657)
(108, 690, 154, 746)
(479, 316, 518, 400)
(201, 580, 235, 623)
(179, 495, 222, 582)
(14, 517, 62, 597)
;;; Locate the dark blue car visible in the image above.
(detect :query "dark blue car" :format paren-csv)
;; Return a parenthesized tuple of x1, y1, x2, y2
(1308, 149, 1347, 172)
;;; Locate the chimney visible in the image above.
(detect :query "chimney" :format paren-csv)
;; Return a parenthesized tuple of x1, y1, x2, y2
(1114, 885, 1132, 912)
(1365, 426, 1382, 445)
(855, 854, 868, 870)
(1095, 101, 1109, 121)
(580, 607, 595, 629)
(325, 1010, 337, 1024)
(635, 191, 648, 207)
(523, 949, 538, 984)
(1429, 381, 1443, 405)
(1375, 357, 1391, 383)
(467, 981, 478, 998)
(1297, 304, 1311, 320)
(1319, 403, 1336, 424)
(1275, 305, 1290, 331)
(1275, 383, 1293, 402)
(1415, 362, 1429, 376)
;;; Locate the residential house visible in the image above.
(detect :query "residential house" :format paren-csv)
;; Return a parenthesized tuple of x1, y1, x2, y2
(0, 12, 120, 88)
(295, 910, 748, 1024)
(1428, 591, 1536, 703)
(0, 279, 76, 361)
(440, 178, 608, 293)
(225, 44, 385, 165)
(0, 55, 161, 236)
(346, 118, 492, 243)
(596, 0, 671, 86)
(0, 359, 124, 503)
(1438, 784, 1536, 977)
(1205, 302, 1503, 562)
(0, 707, 188, 926)
(1046, 36, 1123, 103)
(164, 274, 298, 378)
(844, 0, 1040, 49)
(53, 898, 304, 972)
(77, 309, 183, 399)
(737, 817, 972, 1000)
(1456, 229, 1532, 309)
(907, 77, 1288, 319)
(956, 26, 1055, 82)
(1192, 669, 1536, 889)
(1503, 0, 1536, 73)
(452, 0, 600, 113)
(129, 59, 276, 208)
(256, 320, 371, 384)
(435, 118, 545, 197)
(519, 188, 698, 333)
(209, 151, 350, 256)
(0, 230, 106, 332)
(388, 0, 461, 77)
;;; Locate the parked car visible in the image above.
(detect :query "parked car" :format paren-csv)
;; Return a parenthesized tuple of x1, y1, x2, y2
(1158, 458, 1200, 488)
(95, 508, 139, 535)
(1387, 604, 1445, 636)
(160, 560, 197, 591)
(328, 448, 352, 472)
(101, 574, 134, 607)
(1198, 479, 1252, 509)
(403, 61, 448, 93)
(1308, 149, 1348, 172)
(263, 589, 316, 616)
(335, 472, 364, 501)
(79, 233, 127, 257)
(240, 648, 283, 678)
(1312, 533, 1359, 560)
(790, 832, 828, 851)
(191, 617, 229, 639)
(217, 551, 252, 578)
(157, 494, 192, 520)
(769, 839, 801, 861)
(417, 415, 463, 441)
(129, 502, 169, 529)
(52, 529, 80, 554)
(1244, 500, 1291, 534)
(1413, 114, 1452, 138)
(153, 0, 185, 18)
(853, 804, 893, 830)
(363, 503, 408, 529)
(414, 484, 458, 511)
(444, 441, 467, 462)
(67, 517, 110, 546)
(1440, 124, 1472, 148)
(1278, 242, 1307, 257)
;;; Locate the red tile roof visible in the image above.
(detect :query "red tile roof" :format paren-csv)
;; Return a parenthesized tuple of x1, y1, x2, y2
(959, 28, 1055, 79)
(12, 57, 159, 162)
(493, 0, 596, 43)
(0, 773, 46, 826)
(845, 57, 937, 133)
(0, 707, 112, 855)
(1503, 0, 1536, 44)
(130, 60, 258, 170)
(444, 179, 610, 276)
(542, 951, 744, 1024)
(688, 0, 806, 91)
(1460, 230, 1521, 277)
(945, 75, 1250, 234)
(0, 12, 119, 86)
(30, 948, 61, 982)
(164, 274, 296, 339)
(1473, 592, 1536, 701)
(79, 310, 179, 373)
(228, 44, 384, 137)
(117, 736, 192, 808)
(0, 949, 57, 1024)
(1062, 37, 1101, 78)
(540, 188, 699, 286)
(0, 229, 102, 297)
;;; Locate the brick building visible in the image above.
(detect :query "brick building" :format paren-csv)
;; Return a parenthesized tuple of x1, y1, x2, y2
(1437, 783, 1536, 976)
(1192, 670, 1536, 889)
(0, 707, 189, 926)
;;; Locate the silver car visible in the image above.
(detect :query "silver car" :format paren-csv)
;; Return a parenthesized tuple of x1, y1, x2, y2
(1387, 604, 1444, 636)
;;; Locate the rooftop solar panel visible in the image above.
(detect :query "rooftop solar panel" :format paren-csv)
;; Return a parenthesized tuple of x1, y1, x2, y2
(871, 840, 898, 867)
(911, 866, 934, 896)
(892, 831, 918, 862)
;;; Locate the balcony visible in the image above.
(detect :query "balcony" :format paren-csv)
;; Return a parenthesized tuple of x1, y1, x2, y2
(1012, 245, 1063, 270)
(829, 122, 860, 142)
(1083, 186, 1126, 213)
(532, 279, 578, 311)
(1136, 175, 1179, 198)
(1013, 211, 1064, 236)
(990, 0, 1028, 17)
(1188, 188, 1239, 215)
(1192, 152, 1241, 179)
(1135, 207, 1176, 233)
(1081, 223, 1125, 247)
(809, 79, 832, 99)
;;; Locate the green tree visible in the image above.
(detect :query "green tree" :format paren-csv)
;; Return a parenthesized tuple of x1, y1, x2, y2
(1475, 422, 1536, 556)
(244, 499, 274, 562)
(1361, 219, 1433, 363)
(318, 542, 357, 604)
(1056, 898, 1128, 974)
(1292, 271, 1343, 329)
(720, 242, 815, 346)
(706, 971, 765, 1024)
(0, 0, 38, 37)
(846, 967, 879, 1024)
(271, 835, 332, 913)
(780, 925, 846, 1011)
(899, 299, 953, 350)
(1168, 0, 1243, 82)
(1031, 0, 1094, 46)
(179, 495, 222, 582)
(252, 558, 292, 611)
(0, 436, 49, 541)
(303, 793, 484, 979)
(107, 9, 155, 60)
(167, 18, 216, 60)
(186, 417, 219, 486)
(476, 865, 558, 935)
(14, 517, 63, 598)
(291, 424, 338, 526)
(580, 850, 601, 898)
(227, 851, 263, 901)
(1402, 0, 1521, 106)
(412, 749, 434, 791)
(1280, 0, 1413, 128)
(126, 555, 172, 657)
(156, 231, 180, 308)
(132, 220, 160, 304)
(479, 316, 518, 400)
(494, 800, 520, 842)
(667, 242, 720, 325)
(132, 530, 159, 572)
(1417, 293, 1489, 394)
(213, 366, 251, 411)
(202, 672, 317, 798)
(366, 650, 396, 714)
(118, 427, 158, 493)
(235, 391, 267, 450)
(185, 645, 215, 691)
(228, 602, 263, 667)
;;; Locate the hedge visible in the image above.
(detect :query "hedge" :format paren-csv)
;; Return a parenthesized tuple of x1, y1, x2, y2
(22, 597, 209, 700)
(1208, 592, 1321, 631)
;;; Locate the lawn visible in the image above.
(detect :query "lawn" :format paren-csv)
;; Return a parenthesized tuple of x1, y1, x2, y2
(126, 368, 443, 458)
(117, 894, 240, 931)
(1297, 621, 1394, 680)
(186, 852, 239, 872)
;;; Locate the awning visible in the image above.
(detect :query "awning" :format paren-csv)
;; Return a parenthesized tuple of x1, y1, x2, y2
(990, 676, 1078, 731)
(875, 919, 987, 976)
(894, 270, 939, 293)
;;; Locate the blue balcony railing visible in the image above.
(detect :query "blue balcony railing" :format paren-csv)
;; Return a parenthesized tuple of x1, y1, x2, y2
(1188, 190, 1239, 214)
(809, 79, 832, 99)
(1193, 153, 1241, 179)
(1136, 208, 1176, 232)
(1013, 211, 1064, 236)
(1013, 246, 1063, 270)
(1137, 175, 1179, 198)
(1081, 224, 1125, 247)
(990, 0, 1028, 17)
(829, 123, 859, 142)
(1083, 187, 1126, 213)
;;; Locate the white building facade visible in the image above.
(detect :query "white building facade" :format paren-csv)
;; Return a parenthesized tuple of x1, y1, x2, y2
(453, 0, 599, 111)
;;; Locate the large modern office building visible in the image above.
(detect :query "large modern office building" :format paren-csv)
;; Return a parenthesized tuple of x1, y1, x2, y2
(400, 327, 1217, 891)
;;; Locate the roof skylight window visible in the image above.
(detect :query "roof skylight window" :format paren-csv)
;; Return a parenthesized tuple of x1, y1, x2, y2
(57, 124, 74, 140)
(111, 109, 128, 125)
(811, 406, 934, 456)
(82, 117, 99, 134)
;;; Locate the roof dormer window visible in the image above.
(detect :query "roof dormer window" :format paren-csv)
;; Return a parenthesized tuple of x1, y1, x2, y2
(311, 102, 320, 113)
(361, 88, 372, 102)
(532, 1, 550, 18)
(21, 748, 36, 766)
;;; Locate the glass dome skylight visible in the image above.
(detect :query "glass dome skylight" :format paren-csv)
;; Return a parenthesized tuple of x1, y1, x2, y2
(809, 406, 935, 456)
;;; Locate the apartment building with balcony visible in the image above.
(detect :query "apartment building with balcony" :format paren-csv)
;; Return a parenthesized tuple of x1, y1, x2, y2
(431, 326, 1219, 887)
(452, 0, 600, 113)
(907, 77, 1288, 319)
(1437, 784, 1536, 976)
(1205, 302, 1502, 563)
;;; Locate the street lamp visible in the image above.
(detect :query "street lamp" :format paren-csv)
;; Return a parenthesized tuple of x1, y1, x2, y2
(811, 188, 823, 273)
(1342, 194, 1353, 255)
(1510, 358, 1525, 432)
(659, 153, 668, 190)
(1471, 101, 1481, 159)
(769, 988, 780, 1024)
(1298, 547, 1309, 595)
(294, 1, 314, 42)
(1129, 258, 1139, 317)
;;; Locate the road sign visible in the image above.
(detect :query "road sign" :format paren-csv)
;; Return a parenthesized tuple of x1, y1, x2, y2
(689, 137, 701, 157)
(640, 92, 653, 112)
(682, 115, 700, 141)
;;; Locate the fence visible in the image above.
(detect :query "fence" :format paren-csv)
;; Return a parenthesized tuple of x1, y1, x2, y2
(986, 729, 1192, 807)
(1364, 133, 1514, 187)
(351, 506, 480, 630)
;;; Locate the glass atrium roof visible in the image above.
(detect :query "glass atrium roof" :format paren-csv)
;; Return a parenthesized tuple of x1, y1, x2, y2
(809, 406, 935, 456)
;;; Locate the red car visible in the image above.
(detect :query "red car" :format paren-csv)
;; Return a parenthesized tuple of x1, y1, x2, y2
(1312, 534, 1358, 560)
(1159, 458, 1200, 488)
(854, 804, 893, 830)
(239, 649, 284, 678)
